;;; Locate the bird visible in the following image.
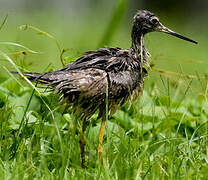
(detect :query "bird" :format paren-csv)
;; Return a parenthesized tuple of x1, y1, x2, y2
(13, 10, 197, 168)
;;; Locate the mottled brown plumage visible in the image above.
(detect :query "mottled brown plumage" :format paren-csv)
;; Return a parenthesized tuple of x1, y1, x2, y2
(14, 10, 197, 167)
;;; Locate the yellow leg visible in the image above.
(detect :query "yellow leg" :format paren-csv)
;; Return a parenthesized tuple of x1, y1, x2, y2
(98, 115, 106, 163)
(80, 116, 87, 168)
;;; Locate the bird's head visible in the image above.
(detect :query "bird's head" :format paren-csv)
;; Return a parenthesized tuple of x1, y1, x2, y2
(133, 10, 197, 44)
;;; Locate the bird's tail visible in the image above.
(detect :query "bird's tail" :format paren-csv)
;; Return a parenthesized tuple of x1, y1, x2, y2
(11, 72, 51, 84)
(12, 72, 42, 79)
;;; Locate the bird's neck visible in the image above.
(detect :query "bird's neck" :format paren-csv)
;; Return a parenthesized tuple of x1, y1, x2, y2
(131, 25, 143, 54)
(130, 25, 150, 66)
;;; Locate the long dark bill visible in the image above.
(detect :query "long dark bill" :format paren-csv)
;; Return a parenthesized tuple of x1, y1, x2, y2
(156, 24, 198, 44)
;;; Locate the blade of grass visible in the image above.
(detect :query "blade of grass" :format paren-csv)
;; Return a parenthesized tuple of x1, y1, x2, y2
(2, 50, 65, 167)
(0, 14, 8, 31)
(2, 66, 24, 88)
(19, 24, 65, 66)
(19, 24, 61, 52)
(155, 57, 208, 65)
(10, 87, 36, 159)
(188, 121, 208, 158)
(152, 67, 198, 79)
(175, 79, 192, 112)
(0, 42, 38, 54)
(6, 50, 37, 56)
(1, 50, 54, 120)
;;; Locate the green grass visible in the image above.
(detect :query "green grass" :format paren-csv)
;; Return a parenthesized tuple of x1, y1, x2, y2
(0, 3, 208, 179)
(0, 73, 208, 179)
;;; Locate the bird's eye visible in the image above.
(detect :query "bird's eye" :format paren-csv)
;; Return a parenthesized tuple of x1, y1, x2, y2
(151, 18, 159, 24)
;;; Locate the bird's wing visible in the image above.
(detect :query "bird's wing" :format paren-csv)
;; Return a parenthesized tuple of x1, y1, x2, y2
(54, 68, 107, 97)
(67, 48, 120, 69)
(50, 68, 108, 115)
(64, 48, 141, 72)
(108, 70, 144, 99)
(23, 68, 107, 99)
(19, 68, 108, 117)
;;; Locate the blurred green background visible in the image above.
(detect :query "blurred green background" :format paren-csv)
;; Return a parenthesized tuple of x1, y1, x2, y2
(0, 1, 208, 177)
(0, 0, 207, 86)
